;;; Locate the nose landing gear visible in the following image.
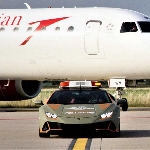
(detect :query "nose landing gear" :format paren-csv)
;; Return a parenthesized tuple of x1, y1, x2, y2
(108, 79, 128, 111)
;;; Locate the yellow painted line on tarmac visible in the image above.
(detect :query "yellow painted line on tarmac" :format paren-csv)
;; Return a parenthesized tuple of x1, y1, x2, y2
(72, 138, 88, 150)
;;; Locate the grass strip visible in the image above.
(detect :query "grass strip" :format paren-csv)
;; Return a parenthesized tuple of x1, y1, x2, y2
(0, 88, 150, 108)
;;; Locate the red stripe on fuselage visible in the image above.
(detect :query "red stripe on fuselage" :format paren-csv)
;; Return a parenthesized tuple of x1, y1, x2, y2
(20, 17, 69, 46)
(20, 36, 32, 45)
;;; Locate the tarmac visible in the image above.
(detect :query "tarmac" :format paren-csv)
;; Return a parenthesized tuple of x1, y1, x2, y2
(0, 110, 150, 149)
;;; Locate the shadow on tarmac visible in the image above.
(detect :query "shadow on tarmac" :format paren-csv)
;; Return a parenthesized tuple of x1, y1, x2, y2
(48, 130, 150, 138)
(48, 130, 120, 138)
(120, 130, 150, 138)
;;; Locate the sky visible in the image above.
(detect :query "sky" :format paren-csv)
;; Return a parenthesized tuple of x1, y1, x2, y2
(0, 0, 150, 16)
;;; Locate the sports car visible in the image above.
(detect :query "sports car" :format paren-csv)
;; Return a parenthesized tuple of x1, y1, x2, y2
(37, 81, 128, 137)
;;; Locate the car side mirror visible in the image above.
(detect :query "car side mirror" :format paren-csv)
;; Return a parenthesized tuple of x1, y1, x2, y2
(34, 100, 44, 106)
(117, 98, 128, 111)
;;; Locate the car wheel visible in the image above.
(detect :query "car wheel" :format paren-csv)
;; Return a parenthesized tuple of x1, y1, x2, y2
(115, 124, 120, 137)
(39, 128, 50, 138)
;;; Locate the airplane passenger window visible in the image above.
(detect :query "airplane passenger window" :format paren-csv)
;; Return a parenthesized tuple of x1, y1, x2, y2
(138, 22, 150, 32)
(67, 26, 74, 32)
(120, 22, 138, 33)
(0, 27, 5, 32)
(13, 27, 19, 32)
(55, 27, 60, 31)
(27, 27, 32, 31)
(41, 27, 46, 31)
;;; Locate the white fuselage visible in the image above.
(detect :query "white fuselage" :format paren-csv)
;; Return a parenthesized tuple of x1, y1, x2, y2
(0, 7, 150, 81)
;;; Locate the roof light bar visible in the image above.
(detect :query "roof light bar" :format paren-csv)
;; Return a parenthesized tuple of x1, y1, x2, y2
(59, 81, 69, 87)
(59, 81, 102, 88)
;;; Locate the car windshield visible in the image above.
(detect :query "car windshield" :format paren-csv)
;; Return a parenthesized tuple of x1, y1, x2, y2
(47, 90, 111, 104)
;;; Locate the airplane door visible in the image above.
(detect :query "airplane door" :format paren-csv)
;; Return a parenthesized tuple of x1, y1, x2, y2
(84, 21, 102, 54)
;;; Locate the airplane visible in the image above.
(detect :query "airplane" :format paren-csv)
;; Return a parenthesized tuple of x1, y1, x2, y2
(0, 6, 150, 100)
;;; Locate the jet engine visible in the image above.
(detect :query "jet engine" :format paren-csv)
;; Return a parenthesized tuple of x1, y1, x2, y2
(0, 80, 42, 101)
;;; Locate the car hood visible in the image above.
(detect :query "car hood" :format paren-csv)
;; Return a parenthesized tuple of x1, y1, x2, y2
(47, 103, 113, 117)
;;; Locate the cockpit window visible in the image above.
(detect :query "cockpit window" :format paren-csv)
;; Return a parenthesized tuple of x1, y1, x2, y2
(138, 22, 150, 32)
(120, 22, 138, 33)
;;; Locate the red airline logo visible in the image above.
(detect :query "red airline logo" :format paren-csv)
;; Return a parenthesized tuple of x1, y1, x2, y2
(20, 17, 69, 45)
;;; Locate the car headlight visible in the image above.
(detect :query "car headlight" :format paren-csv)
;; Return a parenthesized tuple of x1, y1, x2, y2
(101, 111, 113, 119)
(45, 112, 57, 118)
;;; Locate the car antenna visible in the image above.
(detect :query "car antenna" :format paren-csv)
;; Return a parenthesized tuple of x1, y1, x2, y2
(24, 3, 31, 9)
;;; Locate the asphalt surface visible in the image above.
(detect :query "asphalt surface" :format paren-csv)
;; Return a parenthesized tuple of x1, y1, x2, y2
(0, 110, 150, 149)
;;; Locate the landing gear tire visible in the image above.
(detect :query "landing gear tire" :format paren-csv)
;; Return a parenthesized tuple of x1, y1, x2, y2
(122, 98, 128, 111)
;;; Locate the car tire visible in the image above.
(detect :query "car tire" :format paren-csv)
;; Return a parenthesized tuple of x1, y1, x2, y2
(115, 124, 120, 137)
(122, 98, 128, 111)
(39, 128, 50, 138)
